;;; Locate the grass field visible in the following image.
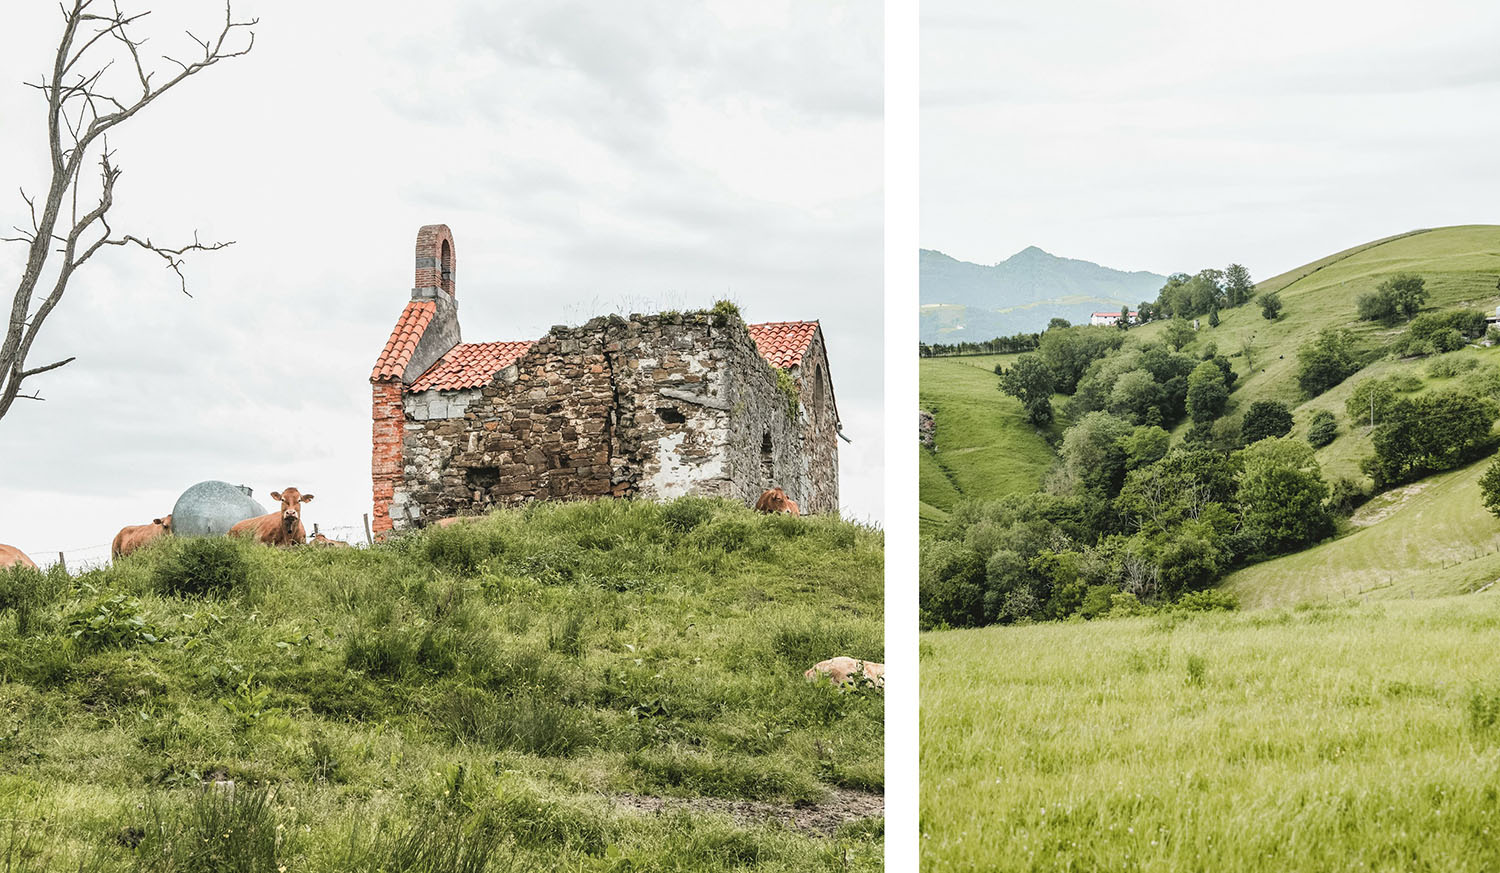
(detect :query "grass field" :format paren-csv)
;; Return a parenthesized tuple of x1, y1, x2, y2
(1222, 455, 1500, 608)
(921, 594, 1500, 872)
(919, 355, 1065, 532)
(0, 499, 883, 871)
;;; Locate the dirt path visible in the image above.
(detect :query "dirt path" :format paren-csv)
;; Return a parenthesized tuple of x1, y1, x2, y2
(614, 788, 883, 836)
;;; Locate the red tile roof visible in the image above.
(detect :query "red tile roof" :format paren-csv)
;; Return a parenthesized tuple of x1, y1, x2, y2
(409, 341, 535, 391)
(388, 318, 819, 393)
(747, 321, 818, 370)
(371, 301, 435, 381)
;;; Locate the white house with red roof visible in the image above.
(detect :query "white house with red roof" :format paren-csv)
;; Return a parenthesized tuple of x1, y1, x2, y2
(1089, 310, 1139, 326)
(370, 225, 840, 532)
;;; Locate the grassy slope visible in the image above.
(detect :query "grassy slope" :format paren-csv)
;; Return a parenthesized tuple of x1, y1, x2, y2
(918, 355, 1064, 534)
(1132, 225, 1500, 456)
(922, 595, 1500, 872)
(1222, 456, 1500, 608)
(0, 499, 883, 872)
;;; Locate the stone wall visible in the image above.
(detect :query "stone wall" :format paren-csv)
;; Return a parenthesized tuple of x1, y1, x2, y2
(388, 312, 829, 528)
(794, 332, 839, 514)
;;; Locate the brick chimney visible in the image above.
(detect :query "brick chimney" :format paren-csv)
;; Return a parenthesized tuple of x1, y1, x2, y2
(369, 224, 463, 533)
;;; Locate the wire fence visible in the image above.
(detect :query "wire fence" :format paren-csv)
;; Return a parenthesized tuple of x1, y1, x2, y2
(25, 519, 374, 576)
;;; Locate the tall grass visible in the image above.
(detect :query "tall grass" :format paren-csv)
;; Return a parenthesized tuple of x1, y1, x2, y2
(922, 594, 1500, 871)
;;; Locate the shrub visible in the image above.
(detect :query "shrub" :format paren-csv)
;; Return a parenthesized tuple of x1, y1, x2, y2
(1427, 355, 1480, 378)
(65, 593, 164, 651)
(1326, 476, 1372, 517)
(155, 537, 250, 597)
(1356, 289, 1398, 322)
(1306, 410, 1338, 448)
(1172, 589, 1238, 613)
(1259, 291, 1283, 320)
(1480, 455, 1500, 520)
(1362, 391, 1500, 488)
(1241, 400, 1294, 444)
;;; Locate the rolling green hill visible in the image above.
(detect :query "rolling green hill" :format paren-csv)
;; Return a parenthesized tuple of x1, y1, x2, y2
(918, 355, 1065, 532)
(921, 225, 1500, 603)
(0, 499, 883, 871)
(1135, 225, 1500, 458)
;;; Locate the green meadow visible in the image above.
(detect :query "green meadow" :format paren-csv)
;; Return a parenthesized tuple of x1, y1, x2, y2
(922, 595, 1500, 872)
(919, 354, 1066, 532)
(0, 498, 883, 872)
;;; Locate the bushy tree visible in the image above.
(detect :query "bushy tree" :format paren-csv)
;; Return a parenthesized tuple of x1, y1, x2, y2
(1117, 447, 1239, 535)
(1306, 409, 1338, 448)
(1345, 377, 1400, 427)
(1224, 263, 1254, 307)
(1241, 399, 1295, 444)
(1164, 318, 1196, 351)
(1481, 455, 1500, 520)
(1186, 360, 1228, 423)
(1297, 329, 1359, 398)
(1356, 288, 1398, 323)
(1362, 391, 1499, 488)
(1106, 369, 1163, 424)
(1235, 438, 1332, 556)
(1059, 411, 1135, 496)
(1399, 309, 1488, 355)
(1259, 291, 1283, 320)
(1047, 317, 1072, 331)
(1379, 273, 1428, 320)
(919, 539, 985, 629)
(999, 353, 1056, 424)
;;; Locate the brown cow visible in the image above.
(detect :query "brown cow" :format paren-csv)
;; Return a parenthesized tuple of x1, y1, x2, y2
(805, 656, 884, 688)
(229, 487, 314, 546)
(0, 544, 37, 570)
(112, 514, 173, 559)
(755, 487, 800, 515)
(309, 532, 351, 548)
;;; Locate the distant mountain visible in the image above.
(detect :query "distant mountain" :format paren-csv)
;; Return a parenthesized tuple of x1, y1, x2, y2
(920, 247, 1170, 343)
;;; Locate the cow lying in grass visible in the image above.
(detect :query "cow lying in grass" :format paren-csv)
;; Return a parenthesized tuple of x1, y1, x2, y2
(310, 533, 351, 548)
(230, 487, 313, 546)
(755, 487, 800, 515)
(805, 656, 884, 688)
(112, 515, 172, 559)
(0, 544, 37, 570)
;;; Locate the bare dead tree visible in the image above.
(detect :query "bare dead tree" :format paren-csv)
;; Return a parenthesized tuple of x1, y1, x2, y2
(0, 1, 256, 422)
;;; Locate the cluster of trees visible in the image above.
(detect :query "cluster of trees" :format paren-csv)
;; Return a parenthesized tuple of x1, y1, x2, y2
(1153, 265, 1255, 321)
(1362, 391, 1498, 488)
(996, 324, 1125, 424)
(920, 332, 1042, 358)
(1296, 329, 1362, 397)
(1394, 309, 1488, 356)
(919, 436, 1336, 629)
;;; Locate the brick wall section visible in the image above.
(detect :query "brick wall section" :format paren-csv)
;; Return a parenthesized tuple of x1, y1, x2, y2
(414, 224, 456, 296)
(388, 311, 833, 529)
(370, 380, 406, 533)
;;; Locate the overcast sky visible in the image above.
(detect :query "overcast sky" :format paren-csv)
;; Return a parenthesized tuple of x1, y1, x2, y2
(923, 0, 1500, 277)
(0, 0, 882, 564)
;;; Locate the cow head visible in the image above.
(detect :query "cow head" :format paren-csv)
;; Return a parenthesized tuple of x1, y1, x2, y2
(269, 488, 313, 534)
(154, 514, 173, 534)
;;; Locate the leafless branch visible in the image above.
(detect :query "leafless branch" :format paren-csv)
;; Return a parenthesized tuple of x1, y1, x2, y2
(1, 0, 255, 423)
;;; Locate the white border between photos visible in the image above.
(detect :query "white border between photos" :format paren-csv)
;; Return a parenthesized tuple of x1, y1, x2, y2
(884, 0, 919, 869)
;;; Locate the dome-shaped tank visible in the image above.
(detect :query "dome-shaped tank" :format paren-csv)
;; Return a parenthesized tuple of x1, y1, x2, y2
(172, 481, 266, 536)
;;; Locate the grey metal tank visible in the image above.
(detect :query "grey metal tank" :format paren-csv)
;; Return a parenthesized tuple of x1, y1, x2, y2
(172, 481, 266, 536)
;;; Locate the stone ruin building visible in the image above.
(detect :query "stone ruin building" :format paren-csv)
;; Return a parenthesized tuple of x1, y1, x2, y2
(369, 225, 841, 533)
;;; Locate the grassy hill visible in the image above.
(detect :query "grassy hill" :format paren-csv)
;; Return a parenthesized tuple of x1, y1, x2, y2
(918, 355, 1065, 532)
(1134, 225, 1500, 456)
(0, 499, 883, 871)
(922, 594, 1500, 872)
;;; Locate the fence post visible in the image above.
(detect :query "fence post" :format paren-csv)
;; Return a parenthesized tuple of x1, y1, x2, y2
(363, 513, 373, 546)
(313, 523, 320, 537)
(57, 552, 66, 574)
